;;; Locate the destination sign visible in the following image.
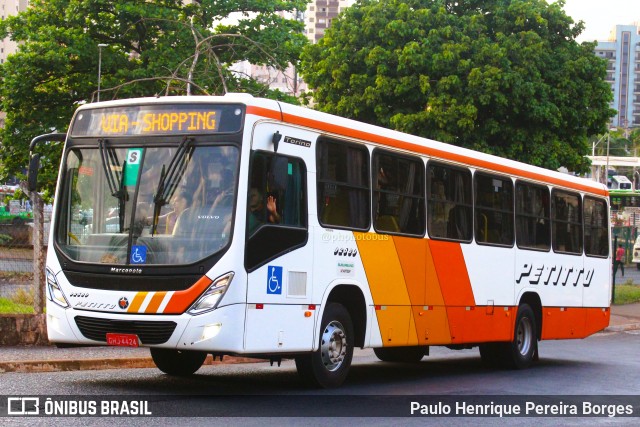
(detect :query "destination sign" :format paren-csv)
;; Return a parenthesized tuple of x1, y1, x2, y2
(70, 104, 244, 137)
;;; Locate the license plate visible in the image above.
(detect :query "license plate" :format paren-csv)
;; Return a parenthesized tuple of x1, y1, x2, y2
(106, 333, 139, 347)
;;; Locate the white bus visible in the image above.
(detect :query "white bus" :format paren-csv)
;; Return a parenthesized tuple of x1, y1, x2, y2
(31, 94, 611, 387)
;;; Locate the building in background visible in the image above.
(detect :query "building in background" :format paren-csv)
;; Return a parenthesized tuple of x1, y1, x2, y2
(0, 1, 29, 65)
(594, 24, 640, 131)
(0, 1, 29, 129)
(304, 0, 353, 44)
(233, 1, 354, 97)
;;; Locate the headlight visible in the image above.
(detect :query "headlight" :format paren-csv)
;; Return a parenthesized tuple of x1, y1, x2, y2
(187, 272, 234, 315)
(46, 268, 69, 308)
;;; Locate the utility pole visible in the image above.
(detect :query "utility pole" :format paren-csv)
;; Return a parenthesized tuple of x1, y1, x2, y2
(97, 43, 108, 102)
(19, 182, 44, 313)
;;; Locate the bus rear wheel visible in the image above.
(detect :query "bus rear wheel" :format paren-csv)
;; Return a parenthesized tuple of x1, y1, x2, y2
(480, 304, 537, 369)
(503, 303, 537, 369)
(295, 302, 354, 388)
(150, 348, 207, 376)
(373, 346, 426, 363)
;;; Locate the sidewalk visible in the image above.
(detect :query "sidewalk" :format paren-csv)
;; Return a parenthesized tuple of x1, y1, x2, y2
(0, 345, 261, 373)
(607, 302, 640, 331)
(1, 304, 639, 374)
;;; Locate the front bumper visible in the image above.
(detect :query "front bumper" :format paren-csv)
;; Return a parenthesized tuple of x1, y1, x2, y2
(46, 300, 247, 353)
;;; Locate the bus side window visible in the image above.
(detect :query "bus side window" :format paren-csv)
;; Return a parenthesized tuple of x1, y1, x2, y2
(317, 138, 370, 230)
(427, 162, 472, 241)
(515, 182, 550, 251)
(245, 150, 308, 271)
(372, 149, 425, 236)
(584, 197, 609, 257)
(552, 190, 583, 255)
(474, 172, 514, 246)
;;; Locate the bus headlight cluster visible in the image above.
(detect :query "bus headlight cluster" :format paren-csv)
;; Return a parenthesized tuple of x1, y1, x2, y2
(46, 268, 69, 308)
(188, 272, 234, 315)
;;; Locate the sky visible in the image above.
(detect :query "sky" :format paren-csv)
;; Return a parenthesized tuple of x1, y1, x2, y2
(557, 0, 640, 42)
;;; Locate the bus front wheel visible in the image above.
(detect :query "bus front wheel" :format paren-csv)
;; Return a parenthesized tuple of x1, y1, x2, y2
(295, 302, 354, 388)
(150, 348, 207, 376)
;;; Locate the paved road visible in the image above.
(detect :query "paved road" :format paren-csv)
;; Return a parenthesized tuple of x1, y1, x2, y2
(615, 263, 640, 284)
(1, 331, 639, 425)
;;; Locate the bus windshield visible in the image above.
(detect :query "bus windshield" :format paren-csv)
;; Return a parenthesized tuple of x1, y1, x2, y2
(56, 143, 239, 266)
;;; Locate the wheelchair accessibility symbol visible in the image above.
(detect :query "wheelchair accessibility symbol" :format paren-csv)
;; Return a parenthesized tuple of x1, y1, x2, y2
(267, 266, 282, 295)
(130, 245, 147, 264)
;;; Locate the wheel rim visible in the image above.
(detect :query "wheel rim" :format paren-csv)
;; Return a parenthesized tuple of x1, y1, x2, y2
(320, 320, 347, 372)
(516, 316, 533, 356)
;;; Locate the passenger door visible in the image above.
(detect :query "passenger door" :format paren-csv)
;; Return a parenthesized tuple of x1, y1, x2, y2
(243, 123, 318, 353)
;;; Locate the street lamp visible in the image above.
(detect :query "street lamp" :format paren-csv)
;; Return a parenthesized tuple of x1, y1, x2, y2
(591, 129, 617, 185)
(606, 132, 611, 187)
(97, 43, 108, 102)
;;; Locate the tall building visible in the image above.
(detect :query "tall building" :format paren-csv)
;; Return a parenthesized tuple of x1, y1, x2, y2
(0, 1, 29, 129)
(0, 1, 29, 65)
(304, 0, 354, 43)
(594, 25, 640, 130)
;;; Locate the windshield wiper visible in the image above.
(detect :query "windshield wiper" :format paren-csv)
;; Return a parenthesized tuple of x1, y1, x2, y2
(99, 139, 128, 232)
(150, 137, 193, 235)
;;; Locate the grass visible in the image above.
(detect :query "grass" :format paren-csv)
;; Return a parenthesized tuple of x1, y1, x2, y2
(0, 282, 36, 314)
(0, 297, 34, 314)
(614, 282, 640, 305)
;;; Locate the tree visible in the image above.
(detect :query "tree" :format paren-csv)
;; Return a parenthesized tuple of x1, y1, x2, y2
(0, 0, 308, 196)
(301, 0, 615, 173)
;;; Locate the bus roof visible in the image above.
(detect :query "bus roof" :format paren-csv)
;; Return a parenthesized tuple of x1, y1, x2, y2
(76, 94, 608, 197)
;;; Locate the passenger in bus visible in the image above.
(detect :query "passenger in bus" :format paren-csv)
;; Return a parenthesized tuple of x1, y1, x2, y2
(163, 191, 190, 234)
(191, 161, 226, 206)
(210, 169, 235, 210)
(248, 188, 280, 234)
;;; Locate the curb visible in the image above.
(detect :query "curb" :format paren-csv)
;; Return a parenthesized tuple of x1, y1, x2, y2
(0, 354, 262, 374)
(604, 323, 640, 333)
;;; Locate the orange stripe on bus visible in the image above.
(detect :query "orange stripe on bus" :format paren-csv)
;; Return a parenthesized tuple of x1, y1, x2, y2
(424, 240, 446, 306)
(146, 292, 167, 314)
(427, 240, 476, 307)
(355, 233, 421, 346)
(246, 107, 606, 197)
(392, 237, 427, 307)
(162, 276, 213, 314)
(354, 233, 410, 306)
(246, 105, 283, 121)
(127, 292, 148, 313)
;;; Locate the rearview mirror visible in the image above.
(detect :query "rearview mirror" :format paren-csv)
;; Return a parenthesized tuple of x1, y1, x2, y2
(27, 154, 40, 192)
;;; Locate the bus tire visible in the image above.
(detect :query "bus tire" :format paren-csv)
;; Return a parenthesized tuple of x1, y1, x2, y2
(373, 346, 426, 363)
(501, 303, 537, 369)
(150, 348, 207, 376)
(295, 302, 354, 388)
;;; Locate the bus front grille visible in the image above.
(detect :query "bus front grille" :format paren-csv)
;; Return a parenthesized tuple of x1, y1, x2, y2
(74, 316, 177, 345)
